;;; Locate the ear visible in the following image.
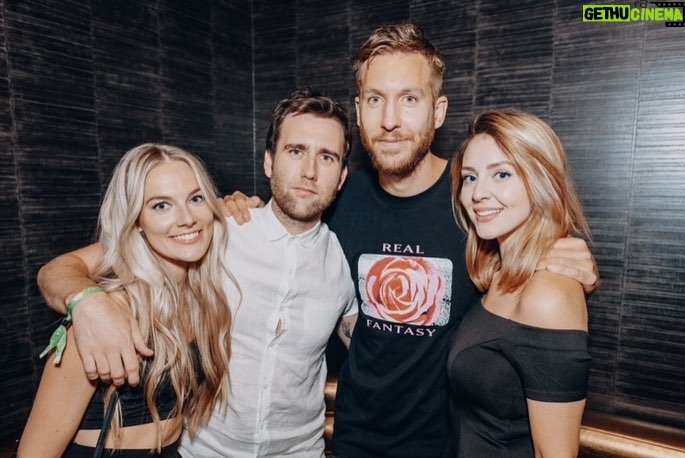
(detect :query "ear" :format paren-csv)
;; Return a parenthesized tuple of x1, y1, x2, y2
(433, 95, 448, 129)
(263, 150, 273, 178)
(354, 96, 361, 127)
(337, 166, 349, 191)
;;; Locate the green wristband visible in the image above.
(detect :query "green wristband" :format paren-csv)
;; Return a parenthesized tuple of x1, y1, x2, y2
(40, 285, 105, 365)
(66, 286, 105, 321)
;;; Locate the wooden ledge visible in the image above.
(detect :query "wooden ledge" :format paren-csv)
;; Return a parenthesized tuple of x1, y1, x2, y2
(580, 410, 685, 457)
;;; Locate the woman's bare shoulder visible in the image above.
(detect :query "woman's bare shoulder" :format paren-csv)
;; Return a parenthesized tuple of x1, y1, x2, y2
(516, 270, 587, 331)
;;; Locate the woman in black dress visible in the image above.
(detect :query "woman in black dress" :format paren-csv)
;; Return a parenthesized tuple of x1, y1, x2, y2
(449, 111, 591, 457)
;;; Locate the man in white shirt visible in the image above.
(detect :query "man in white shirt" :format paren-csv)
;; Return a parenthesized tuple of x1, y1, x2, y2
(181, 90, 358, 457)
(37, 87, 358, 457)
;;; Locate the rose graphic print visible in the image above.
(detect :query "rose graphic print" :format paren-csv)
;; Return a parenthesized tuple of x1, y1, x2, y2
(360, 255, 451, 326)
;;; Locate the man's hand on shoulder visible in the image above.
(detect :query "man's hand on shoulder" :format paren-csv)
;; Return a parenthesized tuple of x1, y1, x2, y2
(218, 191, 264, 224)
(71, 291, 153, 386)
(539, 237, 599, 295)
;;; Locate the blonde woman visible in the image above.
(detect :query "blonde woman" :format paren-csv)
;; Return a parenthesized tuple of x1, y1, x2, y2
(449, 111, 592, 457)
(19, 144, 232, 457)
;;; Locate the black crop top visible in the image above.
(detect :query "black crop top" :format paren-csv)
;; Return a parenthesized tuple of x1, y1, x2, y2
(79, 372, 177, 429)
(79, 343, 203, 429)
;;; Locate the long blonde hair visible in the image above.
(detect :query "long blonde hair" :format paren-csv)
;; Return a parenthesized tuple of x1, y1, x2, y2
(94, 143, 231, 449)
(451, 111, 590, 293)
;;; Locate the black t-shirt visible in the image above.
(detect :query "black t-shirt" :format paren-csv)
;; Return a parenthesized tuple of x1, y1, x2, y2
(327, 165, 478, 457)
(448, 301, 590, 457)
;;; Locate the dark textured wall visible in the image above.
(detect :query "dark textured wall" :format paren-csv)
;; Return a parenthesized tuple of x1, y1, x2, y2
(0, 0, 253, 443)
(2, 0, 684, 446)
(251, 0, 685, 432)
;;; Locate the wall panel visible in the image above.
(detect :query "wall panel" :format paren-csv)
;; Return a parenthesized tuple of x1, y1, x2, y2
(551, 5, 644, 412)
(617, 23, 685, 425)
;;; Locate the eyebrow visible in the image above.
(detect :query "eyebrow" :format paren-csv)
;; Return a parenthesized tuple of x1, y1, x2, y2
(145, 187, 202, 205)
(363, 87, 425, 97)
(461, 161, 514, 172)
(283, 143, 342, 160)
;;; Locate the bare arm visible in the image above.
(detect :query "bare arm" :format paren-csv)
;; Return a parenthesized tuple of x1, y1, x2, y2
(18, 329, 97, 457)
(336, 313, 358, 349)
(219, 190, 264, 224)
(38, 243, 105, 313)
(519, 272, 588, 457)
(37, 243, 152, 386)
(37, 245, 102, 314)
(539, 237, 599, 295)
(528, 398, 586, 457)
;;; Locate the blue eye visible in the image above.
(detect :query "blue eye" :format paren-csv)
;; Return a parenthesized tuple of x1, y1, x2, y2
(461, 174, 476, 183)
(495, 171, 511, 180)
(152, 201, 169, 210)
(367, 96, 382, 107)
(402, 95, 418, 106)
(190, 194, 205, 204)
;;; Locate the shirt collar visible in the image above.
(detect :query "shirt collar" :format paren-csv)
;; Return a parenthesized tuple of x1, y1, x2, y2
(263, 199, 322, 247)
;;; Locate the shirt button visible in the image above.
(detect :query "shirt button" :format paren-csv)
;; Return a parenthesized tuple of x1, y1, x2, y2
(262, 384, 268, 390)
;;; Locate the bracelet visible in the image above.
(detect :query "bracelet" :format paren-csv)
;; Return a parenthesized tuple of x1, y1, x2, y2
(40, 285, 105, 365)
(66, 286, 105, 321)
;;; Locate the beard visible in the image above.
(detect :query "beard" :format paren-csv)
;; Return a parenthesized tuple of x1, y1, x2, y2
(360, 123, 435, 179)
(269, 174, 338, 226)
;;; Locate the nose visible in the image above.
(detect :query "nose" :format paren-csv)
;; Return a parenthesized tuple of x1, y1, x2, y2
(381, 100, 400, 131)
(471, 178, 490, 201)
(176, 204, 197, 226)
(301, 155, 317, 181)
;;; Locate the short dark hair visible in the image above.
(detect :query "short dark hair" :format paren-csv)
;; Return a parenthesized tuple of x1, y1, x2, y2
(265, 87, 351, 165)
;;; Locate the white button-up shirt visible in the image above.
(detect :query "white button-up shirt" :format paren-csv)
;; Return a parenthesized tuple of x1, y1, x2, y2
(180, 200, 357, 457)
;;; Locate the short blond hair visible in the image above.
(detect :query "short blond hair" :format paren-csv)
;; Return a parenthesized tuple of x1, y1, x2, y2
(354, 23, 445, 100)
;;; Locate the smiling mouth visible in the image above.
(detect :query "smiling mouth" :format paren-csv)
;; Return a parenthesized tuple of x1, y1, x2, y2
(171, 230, 200, 242)
(474, 209, 503, 222)
(475, 209, 502, 216)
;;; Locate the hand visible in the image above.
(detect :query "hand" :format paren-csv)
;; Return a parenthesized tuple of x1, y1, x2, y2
(71, 292, 153, 386)
(218, 191, 264, 224)
(538, 237, 599, 295)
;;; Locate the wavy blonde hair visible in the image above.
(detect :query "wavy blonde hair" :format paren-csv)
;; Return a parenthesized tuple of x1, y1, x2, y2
(451, 110, 591, 293)
(94, 143, 232, 450)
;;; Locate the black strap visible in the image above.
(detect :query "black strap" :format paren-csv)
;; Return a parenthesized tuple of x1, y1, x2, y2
(93, 390, 118, 458)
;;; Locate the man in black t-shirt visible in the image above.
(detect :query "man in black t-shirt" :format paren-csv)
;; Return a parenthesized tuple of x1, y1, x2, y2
(328, 24, 598, 458)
